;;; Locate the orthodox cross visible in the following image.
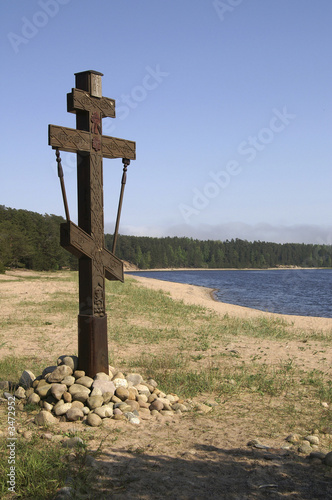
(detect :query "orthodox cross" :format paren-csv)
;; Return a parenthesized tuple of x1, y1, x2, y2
(48, 70, 136, 377)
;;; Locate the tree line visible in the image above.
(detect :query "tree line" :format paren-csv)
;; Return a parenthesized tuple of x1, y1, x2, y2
(1, 206, 331, 272)
(106, 234, 332, 269)
(0, 206, 76, 273)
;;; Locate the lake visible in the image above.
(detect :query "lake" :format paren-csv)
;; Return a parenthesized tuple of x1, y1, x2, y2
(127, 269, 332, 318)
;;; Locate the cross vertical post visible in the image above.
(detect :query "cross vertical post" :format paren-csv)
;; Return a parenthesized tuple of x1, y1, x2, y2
(49, 70, 136, 377)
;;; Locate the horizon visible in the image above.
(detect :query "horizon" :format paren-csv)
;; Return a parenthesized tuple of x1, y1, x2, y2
(2, 204, 331, 247)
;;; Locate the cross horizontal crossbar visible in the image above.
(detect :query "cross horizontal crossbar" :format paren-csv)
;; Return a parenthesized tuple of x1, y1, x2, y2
(49, 125, 136, 160)
(67, 89, 116, 118)
(60, 221, 124, 282)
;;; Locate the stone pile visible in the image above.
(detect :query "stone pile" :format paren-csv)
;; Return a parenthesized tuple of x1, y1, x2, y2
(11, 355, 192, 427)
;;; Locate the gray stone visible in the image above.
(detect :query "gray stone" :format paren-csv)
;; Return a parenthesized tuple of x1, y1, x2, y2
(172, 403, 188, 412)
(94, 406, 113, 418)
(298, 442, 312, 454)
(135, 384, 151, 396)
(54, 402, 72, 416)
(125, 400, 140, 411)
(115, 402, 132, 412)
(72, 392, 89, 403)
(48, 365, 73, 383)
(82, 406, 90, 415)
(286, 433, 301, 444)
(146, 378, 158, 388)
(166, 394, 179, 404)
(124, 411, 136, 420)
(126, 373, 143, 386)
(87, 395, 104, 409)
(323, 451, 332, 466)
(75, 376, 94, 388)
(139, 408, 152, 420)
(62, 376, 76, 387)
(19, 370, 36, 389)
(57, 355, 78, 371)
(36, 384, 53, 398)
(102, 391, 113, 404)
(158, 398, 172, 410)
(86, 412, 102, 427)
(150, 399, 164, 411)
(137, 395, 148, 404)
(3, 391, 13, 400)
(115, 387, 129, 401)
(0, 381, 10, 391)
(112, 377, 128, 389)
(129, 416, 140, 425)
(43, 401, 53, 411)
(51, 383, 67, 401)
(68, 384, 90, 396)
(90, 387, 103, 397)
(71, 400, 84, 409)
(66, 407, 84, 421)
(128, 387, 138, 400)
(37, 379, 48, 388)
(91, 379, 115, 395)
(34, 410, 58, 426)
(25, 387, 34, 397)
(305, 435, 320, 445)
(28, 393, 40, 405)
(14, 386, 26, 399)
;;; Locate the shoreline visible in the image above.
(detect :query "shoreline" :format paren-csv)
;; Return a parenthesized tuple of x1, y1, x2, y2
(127, 267, 328, 272)
(129, 274, 332, 332)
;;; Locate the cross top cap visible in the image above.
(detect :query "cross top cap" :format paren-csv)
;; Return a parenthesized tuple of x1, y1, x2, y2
(75, 70, 104, 98)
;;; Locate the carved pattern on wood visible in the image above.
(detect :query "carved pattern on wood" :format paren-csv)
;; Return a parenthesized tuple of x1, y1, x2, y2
(68, 88, 115, 118)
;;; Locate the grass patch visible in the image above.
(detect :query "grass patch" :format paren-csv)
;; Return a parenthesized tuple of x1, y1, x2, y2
(128, 353, 297, 399)
(0, 433, 95, 499)
(0, 356, 48, 383)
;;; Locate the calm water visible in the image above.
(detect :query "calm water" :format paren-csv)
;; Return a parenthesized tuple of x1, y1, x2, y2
(127, 269, 332, 318)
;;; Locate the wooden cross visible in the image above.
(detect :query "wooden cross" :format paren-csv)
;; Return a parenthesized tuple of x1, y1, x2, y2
(48, 70, 136, 377)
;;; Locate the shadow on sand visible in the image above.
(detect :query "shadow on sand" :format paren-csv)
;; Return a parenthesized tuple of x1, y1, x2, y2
(83, 443, 332, 499)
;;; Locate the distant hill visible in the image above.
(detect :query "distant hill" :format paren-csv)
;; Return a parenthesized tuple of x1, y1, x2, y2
(0, 206, 331, 272)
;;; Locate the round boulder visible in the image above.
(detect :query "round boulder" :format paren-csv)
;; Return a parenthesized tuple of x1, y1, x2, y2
(66, 407, 84, 422)
(87, 413, 102, 427)
(51, 383, 67, 401)
(75, 376, 94, 388)
(48, 365, 73, 383)
(34, 410, 58, 426)
(19, 370, 36, 389)
(115, 387, 129, 401)
(87, 395, 104, 410)
(91, 379, 115, 396)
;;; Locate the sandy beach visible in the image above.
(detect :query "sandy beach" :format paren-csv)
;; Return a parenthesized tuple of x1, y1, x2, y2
(129, 274, 332, 332)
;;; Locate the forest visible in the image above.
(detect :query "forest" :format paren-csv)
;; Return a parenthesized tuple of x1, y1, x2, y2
(1, 206, 331, 272)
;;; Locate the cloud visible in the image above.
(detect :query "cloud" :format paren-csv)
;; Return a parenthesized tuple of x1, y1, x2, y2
(106, 221, 332, 245)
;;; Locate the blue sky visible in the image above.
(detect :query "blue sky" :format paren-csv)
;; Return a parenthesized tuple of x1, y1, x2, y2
(1, 0, 331, 244)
